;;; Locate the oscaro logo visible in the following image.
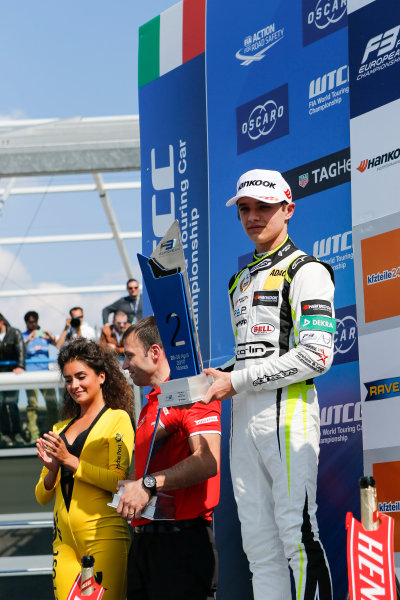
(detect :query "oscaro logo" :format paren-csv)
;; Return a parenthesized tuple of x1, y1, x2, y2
(236, 84, 289, 155)
(334, 315, 357, 355)
(241, 100, 284, 140)
(307, 0, 347, 30)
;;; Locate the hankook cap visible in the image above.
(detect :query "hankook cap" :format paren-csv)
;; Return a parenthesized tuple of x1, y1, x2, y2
(226, 169, 292, 206)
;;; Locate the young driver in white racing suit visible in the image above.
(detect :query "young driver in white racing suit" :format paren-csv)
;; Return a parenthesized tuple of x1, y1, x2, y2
(203, 169, 334, 600)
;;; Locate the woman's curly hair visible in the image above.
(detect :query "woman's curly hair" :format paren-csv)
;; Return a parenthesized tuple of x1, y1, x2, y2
(57, 338, 134, 420)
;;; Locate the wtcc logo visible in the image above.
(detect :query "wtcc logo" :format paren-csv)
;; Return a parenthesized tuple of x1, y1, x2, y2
(358, 26, 400, 80)
(236, 84, 289, 154)
(302, 0, 347, 46)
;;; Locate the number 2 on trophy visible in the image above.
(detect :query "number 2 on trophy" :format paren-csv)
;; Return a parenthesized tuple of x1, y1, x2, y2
(166, 312, 185, 347)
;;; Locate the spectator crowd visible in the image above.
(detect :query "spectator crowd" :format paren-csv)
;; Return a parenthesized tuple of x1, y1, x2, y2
(0, 279, 142, 448)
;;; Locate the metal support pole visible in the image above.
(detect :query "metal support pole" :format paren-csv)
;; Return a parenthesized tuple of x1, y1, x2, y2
(93, 172, 135, 279)
(0, 177, 16, 214)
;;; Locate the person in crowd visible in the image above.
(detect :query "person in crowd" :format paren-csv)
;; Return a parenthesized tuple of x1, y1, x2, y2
(56, 306, 96, 349)
(202, 169, 335, 599)
(102, 279, 142, 325)
(116, 316, 220, 600)
(99, 310, 129, 360)
(22, 310, 59, 441)
(0, 312, 26, 447)
(35, 338, 135, 600)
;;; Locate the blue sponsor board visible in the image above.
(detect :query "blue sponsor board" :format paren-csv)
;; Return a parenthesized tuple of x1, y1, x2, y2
(204, 0, 358, 596)
(317, 361, 363, 600)
(348, 0, 400, 118)
(364, 377, 400, 401)
(236, 84, 289, 154)
(138, 54, 210, 363)
(302, 0, 348, 47)
(333, 304, 359, 366)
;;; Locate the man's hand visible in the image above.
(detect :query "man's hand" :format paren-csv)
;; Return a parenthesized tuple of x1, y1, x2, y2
(202, 368, 236, 404)
(116, 479, 151, 520)
(13, 367, 24, 374)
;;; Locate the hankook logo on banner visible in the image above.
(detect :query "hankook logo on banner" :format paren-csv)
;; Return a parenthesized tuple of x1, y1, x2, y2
(236, 84, 289, 154)
(235, 22, 285, 66)
(302, 0, 347, 47)
(308, 64, 349, 116)
(356, 147, 400, 173)
(283, 147, 350, 200)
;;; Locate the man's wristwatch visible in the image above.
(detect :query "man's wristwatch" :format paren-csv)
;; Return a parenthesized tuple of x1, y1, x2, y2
(142, 474, 157, 496)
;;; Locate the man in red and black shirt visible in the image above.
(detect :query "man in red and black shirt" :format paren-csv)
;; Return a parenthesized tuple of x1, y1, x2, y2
(117, 316, 221, 600)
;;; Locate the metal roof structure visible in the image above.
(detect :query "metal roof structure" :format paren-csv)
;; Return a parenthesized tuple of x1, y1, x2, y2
(0, 115, 142, 298)
(0, 115, 140, 176)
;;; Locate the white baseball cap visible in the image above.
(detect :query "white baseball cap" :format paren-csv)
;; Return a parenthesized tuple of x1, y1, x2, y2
(226, 169, 292, 207)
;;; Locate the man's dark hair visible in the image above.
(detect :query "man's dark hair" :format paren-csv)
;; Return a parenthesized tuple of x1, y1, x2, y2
(69, 306, 83, 317)
(127, 278, 138, 286)
(24, 311, 39, 322)
(122, 315, 163, 353)
(0, 313, 5, 323)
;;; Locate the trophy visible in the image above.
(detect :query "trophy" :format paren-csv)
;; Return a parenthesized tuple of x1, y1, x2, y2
(136, 220, 213, 520)
(137, 220, 213, 406)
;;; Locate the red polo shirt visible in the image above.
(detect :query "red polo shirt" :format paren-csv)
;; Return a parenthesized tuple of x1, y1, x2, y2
(131, 386, 221, 526)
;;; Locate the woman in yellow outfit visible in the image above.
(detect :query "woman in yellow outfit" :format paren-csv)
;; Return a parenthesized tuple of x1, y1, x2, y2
(35, 338, 135, 600)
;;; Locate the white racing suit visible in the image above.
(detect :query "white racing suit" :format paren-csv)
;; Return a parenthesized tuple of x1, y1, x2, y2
(228, 235, 334, 600)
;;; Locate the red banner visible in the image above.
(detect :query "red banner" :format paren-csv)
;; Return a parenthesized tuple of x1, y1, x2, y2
(346, 511, 396, 600)
(66, 573, 104, 600)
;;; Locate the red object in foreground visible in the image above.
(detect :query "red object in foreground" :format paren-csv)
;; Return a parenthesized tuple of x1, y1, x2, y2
(66, 573, 105, 600)
(346, 511, 396, 600)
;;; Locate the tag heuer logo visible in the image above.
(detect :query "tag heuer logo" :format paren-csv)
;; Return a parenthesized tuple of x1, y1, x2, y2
(299, 173, 309, 188)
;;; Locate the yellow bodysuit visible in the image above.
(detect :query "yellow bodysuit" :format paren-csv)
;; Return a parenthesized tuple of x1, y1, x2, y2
(35, 407, 134, 600)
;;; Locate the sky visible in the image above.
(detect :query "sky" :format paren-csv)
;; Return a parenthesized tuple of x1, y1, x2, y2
(0, 0, 174, 336)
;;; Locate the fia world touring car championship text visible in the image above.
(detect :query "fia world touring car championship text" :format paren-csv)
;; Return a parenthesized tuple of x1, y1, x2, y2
(177, 140, 201, 328)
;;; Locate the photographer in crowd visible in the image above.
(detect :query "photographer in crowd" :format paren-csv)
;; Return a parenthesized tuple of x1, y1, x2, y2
(100, 310, 129, 361)
(56, 307, 96, 349)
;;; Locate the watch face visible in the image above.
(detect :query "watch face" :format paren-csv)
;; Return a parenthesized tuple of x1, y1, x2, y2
(144, 475, 156, 489)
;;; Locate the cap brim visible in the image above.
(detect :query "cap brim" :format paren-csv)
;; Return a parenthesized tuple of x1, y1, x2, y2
(226, 193, 287, 207)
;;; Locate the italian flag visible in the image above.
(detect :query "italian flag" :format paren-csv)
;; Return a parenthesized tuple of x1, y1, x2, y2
(139, 0, 206, 87)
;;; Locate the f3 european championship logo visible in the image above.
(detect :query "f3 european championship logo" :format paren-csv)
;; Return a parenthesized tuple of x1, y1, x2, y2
(302, 0, 347, 47)
(236, 84, 289, 155)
